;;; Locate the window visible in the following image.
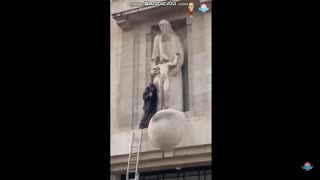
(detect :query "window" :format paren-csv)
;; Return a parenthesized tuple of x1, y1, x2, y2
(121, 166, 211, 180)
(184, 171, 198, 180)
(128, 166, 212, 180)
(164, 172, 178, 180)
(145, 175, 158, 180)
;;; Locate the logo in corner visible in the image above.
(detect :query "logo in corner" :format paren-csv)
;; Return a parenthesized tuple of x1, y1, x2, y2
(302, 162, 313, 171)
(198, 3, 209, 13)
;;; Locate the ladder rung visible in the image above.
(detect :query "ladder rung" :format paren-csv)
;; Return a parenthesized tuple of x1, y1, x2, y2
(127, 131, 141, 180)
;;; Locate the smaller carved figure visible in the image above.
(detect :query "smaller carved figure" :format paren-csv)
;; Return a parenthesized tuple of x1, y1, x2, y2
(152, 53, 180, 110)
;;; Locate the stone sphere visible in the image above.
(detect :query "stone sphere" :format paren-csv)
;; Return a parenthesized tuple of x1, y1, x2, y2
(148, 109, 188, 151)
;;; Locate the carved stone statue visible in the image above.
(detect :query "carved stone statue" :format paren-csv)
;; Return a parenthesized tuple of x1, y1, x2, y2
(151, 19, 184, 111)
(152, 53, 180, 110)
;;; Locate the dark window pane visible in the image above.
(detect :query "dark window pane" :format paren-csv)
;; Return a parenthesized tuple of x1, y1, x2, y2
(184, 171, 197, 176)
(164, 173, 177, 178)
(164, 178, 177, 180)
(121, 175, 126, 180)
(185, 176, 198, 180)
(134, 167, 211, 180)
(199, 174, 205, 180)
(145, 175, 158, 180)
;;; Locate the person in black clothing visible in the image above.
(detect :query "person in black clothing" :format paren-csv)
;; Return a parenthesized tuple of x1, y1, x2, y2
(139, 83, 158, 129)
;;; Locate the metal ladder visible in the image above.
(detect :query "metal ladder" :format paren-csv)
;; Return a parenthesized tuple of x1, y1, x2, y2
(126, 129, 142, 180)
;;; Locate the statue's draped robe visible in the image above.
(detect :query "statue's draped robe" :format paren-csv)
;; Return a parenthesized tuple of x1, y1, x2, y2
(152, 33, 184, 111)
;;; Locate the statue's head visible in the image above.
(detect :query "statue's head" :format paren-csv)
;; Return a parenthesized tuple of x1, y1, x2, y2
(160, 54, 169, 63)
(159, 20, 175, 34)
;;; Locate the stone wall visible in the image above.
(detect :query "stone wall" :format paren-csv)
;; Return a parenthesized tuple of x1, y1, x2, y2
(111, 16, 122, 133)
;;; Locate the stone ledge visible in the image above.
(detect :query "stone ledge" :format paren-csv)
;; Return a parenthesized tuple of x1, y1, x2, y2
(111, 118, 211, 156)
(111, 152, 211, 173)
(112, 14, 132, 31)
(111, 144, 211, 164)
(111, 150, 163, 164)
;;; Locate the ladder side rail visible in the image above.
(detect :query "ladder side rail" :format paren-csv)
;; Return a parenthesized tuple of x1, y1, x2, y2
(135, 130, 142, 180)
(126, 131, 134, 180)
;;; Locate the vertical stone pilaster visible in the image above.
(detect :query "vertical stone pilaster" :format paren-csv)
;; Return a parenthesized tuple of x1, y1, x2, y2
(118, 30, 135, 131)
(132, 29, 139, 129)
(111, 17, 122, 133)
(204, 11, 212, 118)
(186, 18, 194, 115)
(146, 33, 152, 85)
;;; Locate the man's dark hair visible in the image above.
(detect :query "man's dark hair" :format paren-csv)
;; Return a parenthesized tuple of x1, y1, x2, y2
(144, 86, 151, 94)
(144, 83, 156, 95)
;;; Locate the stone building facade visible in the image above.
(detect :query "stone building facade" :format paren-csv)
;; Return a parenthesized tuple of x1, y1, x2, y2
(111, 1, 212, 179)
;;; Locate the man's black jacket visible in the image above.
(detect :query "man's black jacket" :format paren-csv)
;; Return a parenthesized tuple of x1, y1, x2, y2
(142, 89, 157, 113)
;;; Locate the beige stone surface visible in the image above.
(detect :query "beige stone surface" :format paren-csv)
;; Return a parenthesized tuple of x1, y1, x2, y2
(112, 154, 211, 173)
(110, 173, 121, 180)
(111, 144, 211, 164)
(111, 145, 211, 173)
(111, 116, 211, 156)
(111, 17, 122, 133)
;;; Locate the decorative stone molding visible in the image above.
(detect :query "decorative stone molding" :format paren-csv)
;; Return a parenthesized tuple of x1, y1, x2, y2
(110, 145, 211, 173)
(112, 13, 132, 31)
